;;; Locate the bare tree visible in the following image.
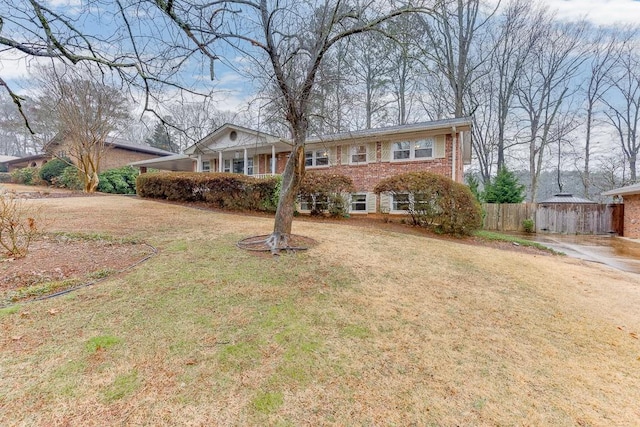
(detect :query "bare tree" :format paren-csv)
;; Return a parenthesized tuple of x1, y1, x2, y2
(421, 0, 496, 118)
(516, 21, 587, 202)
(37, 68, 130, 192)
(154, 0, 422, 251)
(603, 33, 640, 183)
(580, 28, 623, 196)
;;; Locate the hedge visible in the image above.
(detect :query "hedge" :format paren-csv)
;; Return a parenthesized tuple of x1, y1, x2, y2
(374, 171, 482, 235)
(136, 172, 281, 212)
(299, 171, 355, 217)
(98, 166, 138, 194)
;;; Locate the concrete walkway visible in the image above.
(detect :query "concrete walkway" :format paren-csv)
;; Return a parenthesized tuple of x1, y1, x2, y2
(530, 234, 640, 275)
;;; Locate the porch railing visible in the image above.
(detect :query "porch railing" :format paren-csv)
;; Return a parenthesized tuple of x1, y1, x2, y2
(251, 173, 280, 179)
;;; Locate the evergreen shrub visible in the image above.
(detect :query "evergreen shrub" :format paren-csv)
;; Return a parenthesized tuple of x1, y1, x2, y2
(98, 166, 138, 194)
(374, 171, 482, 235)
(39, 158, 71, 184)
(136, 172, 281, 212)
(56, 166, 83, 190)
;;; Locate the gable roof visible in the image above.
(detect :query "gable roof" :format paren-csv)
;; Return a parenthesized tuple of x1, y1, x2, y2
(184, 123, 283, 155)
(602, 183, 640, 197)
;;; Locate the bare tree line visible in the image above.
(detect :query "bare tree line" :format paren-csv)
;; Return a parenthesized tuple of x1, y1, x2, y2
(0, 0, 639, 214)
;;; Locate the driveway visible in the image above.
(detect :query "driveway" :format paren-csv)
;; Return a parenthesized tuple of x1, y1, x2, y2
(530, 234, 640, 274)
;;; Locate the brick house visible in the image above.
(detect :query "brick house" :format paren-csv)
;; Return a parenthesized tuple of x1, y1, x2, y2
(130, 118, 472, 214)
(5, 135, 174, 173)
(603, 183, 640, 238)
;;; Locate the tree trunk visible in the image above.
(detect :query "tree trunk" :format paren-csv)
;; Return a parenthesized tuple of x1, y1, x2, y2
(268, 143, 305, 253)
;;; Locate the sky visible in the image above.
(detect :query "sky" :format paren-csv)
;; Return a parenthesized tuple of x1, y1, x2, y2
(1, 0, 640, 117)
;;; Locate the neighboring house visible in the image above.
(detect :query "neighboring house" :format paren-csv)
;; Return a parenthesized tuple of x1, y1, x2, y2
(5, 135, 174, 173)
(0, 155, 20, 172)
(4, 154, 50, 172)
(603, 183, 640, 238)
(130, 118, 473, 214)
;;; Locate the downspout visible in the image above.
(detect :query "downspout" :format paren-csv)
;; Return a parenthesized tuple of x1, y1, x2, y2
(218, 151, 223, 172)
(451, 127, 457, 182)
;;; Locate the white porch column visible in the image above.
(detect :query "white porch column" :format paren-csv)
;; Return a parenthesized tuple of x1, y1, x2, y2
(243, 148, 248, 175)
(451, 127, 457, 182)
(218, 151, 223, 172)
(196, 154, 202, 172)
(271, 144, 276, 175)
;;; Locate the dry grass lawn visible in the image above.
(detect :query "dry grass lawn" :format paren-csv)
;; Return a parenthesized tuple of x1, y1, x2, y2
(1, 193, 640, 426)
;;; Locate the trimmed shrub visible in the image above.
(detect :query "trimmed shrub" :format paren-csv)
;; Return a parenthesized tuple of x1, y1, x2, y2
(39, 158, 71, 184)
(374, 171, 482, 235)
(55, 166, 83, 190)
(98, 166, 138, 194)
(136, 172, 281, 212)
(11, 167, 37, 185)
(0, 173, 11, 183)
(299, 172, 355, 217)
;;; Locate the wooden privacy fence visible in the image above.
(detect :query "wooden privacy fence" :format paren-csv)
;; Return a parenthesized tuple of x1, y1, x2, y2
(482, 203, 624, 235)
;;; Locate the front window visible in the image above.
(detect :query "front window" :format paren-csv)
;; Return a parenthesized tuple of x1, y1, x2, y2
(224, 158, 253, 175)
(392, 139, 435, 161)
(393, 142, 410, 160)
(392, 193, 411, 211)
(414, 139, 434, 158)
(351, 194, 367, 212)
(202, 161, 211, 172)
(305, 149, 329, 167)
(351, 145, 367, 164)
(299, 194, 329, 213)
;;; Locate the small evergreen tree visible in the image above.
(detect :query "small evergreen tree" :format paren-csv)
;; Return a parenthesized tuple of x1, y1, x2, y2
(483, 167, 525, 203)
(465, 173, 482, 202)
(145, 122, 179, 153)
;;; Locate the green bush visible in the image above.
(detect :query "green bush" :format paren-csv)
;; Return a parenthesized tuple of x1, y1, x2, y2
(55, 166, 83, 190)
(39, 158, 71, 184)
(374, 171, 482, 235)
(522, 218, 535, 233)
(11, 167, 37, 185)
(136, 172, 281, 212)
(0, 173, 11, 183)
(298, 172, 355, 217)
(483, 167, 525, 203)
(98, 166, 138, 194)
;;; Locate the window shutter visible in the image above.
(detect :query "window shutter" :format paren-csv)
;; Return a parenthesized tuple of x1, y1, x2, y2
(253, 156, 259, 174)
(379, 192, 391, 212)
(380, 142, 391, 162)
(341, 145, 349, 165)
(367, 193, 377, 213)
(367, 142, 377, 163)
(329, 147, 338, 166)
(434, 136, 446, 158)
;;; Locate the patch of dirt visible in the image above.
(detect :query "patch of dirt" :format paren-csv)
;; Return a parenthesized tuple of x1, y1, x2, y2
(1, 235, 155, 304)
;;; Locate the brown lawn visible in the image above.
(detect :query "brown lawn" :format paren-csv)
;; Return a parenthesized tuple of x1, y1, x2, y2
(1, 185, 640, 426)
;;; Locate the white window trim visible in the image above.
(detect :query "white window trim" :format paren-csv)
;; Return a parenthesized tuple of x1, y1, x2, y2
(305, 149, 330, 168)
(350, 193, 368, 214)
(202, 160, 211, 172)
(390, 193, 412, 213)
(391, 138, 435, 162)
(349, 144, 368, 165)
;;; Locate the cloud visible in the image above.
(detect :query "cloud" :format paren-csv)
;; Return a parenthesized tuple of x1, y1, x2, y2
(541, 0, 640, 26)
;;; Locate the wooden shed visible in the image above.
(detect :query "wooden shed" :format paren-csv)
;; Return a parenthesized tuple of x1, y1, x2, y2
(536, 193, 614, 235)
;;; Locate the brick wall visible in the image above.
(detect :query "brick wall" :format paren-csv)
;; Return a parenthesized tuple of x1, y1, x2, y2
(624, 194, 640, 238)
(100, 148, 163, 172)
(305, 135, 459, 193)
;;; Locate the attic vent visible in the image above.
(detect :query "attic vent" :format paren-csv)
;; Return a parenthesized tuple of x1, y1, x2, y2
(230, 130, 237, 141)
